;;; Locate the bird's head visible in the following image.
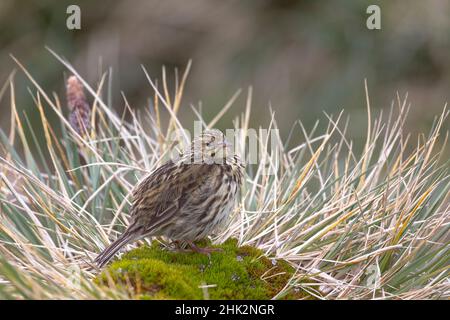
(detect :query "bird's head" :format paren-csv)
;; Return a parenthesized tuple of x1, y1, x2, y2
(189, 129, 234, 164)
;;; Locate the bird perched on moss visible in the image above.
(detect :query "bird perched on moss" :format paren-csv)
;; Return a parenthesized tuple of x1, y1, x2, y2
(95, 129, 244, 267)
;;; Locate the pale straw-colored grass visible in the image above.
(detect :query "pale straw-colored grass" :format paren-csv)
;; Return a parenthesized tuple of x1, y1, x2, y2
(0, 51, 448, 299)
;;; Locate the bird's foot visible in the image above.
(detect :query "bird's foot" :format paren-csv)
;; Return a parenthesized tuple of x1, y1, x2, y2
(187, 241, 223, 256)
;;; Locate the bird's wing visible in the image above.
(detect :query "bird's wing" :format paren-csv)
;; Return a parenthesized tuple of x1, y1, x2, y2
(129, 162, 219, 234)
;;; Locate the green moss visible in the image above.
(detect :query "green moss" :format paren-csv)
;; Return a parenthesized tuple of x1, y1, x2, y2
(95, 238, 311, 299)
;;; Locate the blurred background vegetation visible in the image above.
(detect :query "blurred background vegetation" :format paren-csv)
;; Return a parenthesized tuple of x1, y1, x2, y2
(0, 0, 449, 150)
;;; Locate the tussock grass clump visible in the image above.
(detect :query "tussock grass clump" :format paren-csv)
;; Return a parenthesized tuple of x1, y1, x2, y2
(0, 50, 448, 299)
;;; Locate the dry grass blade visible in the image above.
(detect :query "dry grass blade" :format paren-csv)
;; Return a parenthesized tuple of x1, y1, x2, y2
(0, 56, 448, 300)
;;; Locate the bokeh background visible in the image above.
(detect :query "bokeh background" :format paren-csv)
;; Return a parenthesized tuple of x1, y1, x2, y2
(0, 0, 449, 150)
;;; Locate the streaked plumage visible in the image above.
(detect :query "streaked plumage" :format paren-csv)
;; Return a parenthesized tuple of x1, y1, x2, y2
(95, 129, 244, 267)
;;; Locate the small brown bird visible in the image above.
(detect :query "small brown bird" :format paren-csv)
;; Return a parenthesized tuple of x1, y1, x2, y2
(95, 129, 244, 267)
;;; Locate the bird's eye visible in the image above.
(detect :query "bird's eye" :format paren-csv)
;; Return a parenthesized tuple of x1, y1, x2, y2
(211, 152, 216, 157)
(206, 137, 215, 147)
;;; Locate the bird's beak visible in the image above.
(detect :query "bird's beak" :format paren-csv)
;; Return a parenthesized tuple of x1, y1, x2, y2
(223, 141, 232, 148)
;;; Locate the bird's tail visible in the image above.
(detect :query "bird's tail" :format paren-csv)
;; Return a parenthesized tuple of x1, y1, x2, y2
(94, 232, 134, 268)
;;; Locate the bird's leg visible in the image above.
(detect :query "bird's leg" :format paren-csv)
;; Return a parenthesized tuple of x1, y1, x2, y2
(186, 241, 223, 256)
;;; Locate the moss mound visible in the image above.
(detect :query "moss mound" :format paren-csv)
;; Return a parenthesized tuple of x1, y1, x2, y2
(96, 238, 309, 299)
